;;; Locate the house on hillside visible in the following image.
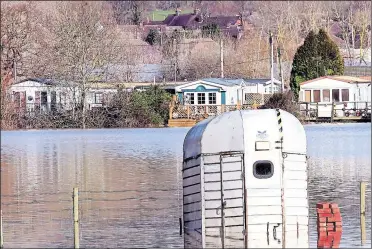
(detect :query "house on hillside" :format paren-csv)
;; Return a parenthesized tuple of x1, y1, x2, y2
(299, 76, 371, 117)
(144, 8, 244, 39)
(174, 77, 281, 106)
(8, 78, 120, 113)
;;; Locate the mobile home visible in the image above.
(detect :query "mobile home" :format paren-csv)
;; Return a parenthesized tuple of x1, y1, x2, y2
(299, 76, 371, 117)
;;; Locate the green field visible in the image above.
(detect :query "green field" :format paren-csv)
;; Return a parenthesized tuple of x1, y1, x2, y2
(149, 9, 194, 21)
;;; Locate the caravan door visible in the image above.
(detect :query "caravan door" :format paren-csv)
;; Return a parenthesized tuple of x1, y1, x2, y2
(242, 111, 284, 248)
(203, 152, 246, 248)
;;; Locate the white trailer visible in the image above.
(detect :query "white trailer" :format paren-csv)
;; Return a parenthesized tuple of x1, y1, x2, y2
(182, 109, 308, 248)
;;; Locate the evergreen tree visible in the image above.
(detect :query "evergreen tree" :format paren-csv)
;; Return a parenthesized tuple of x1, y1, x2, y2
(145, 29, 161, 45)
(290, 29, 344, 100)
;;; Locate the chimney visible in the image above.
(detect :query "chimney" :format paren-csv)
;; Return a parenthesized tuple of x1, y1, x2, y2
(175, 8, 180, 16)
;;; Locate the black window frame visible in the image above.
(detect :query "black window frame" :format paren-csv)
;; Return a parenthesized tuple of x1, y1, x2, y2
(185, 93, 195, 104)
(253, 160, 274, 179)
(197, 92, 205, 104)
(332, 89, 340, 102)
(208, 92, 216, 104)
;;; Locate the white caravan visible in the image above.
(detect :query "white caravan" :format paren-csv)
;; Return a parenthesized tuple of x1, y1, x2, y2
(182, 109, 308, 248)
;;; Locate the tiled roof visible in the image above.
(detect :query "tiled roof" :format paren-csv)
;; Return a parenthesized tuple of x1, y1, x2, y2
(201, 16, 241, 28)
(163, 13, 201, 27)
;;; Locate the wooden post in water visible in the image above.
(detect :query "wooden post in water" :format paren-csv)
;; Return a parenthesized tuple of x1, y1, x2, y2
(360, 182, 366, 245)
(73, 187, 80, 249)
(1, 210, 4, 249)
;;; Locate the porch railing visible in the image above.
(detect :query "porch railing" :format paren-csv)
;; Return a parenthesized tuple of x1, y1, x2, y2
(169, 104, 257, 120)
(299, 101, 371, 119)
(170, 101, 371, 121)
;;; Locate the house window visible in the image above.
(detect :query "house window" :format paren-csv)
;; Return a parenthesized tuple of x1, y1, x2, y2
(185, 93, 194, 104)
(313, 90, 321, 102)
(323, 89, 330, 102)
(13, 92, 20, 106)
(95, 93, 103, 104)
(332, 89, 340, 102)
(197, 93, 205, 104)
(341, 89, 349, 102)
(253, 160, 274, 179)
(305, 90, 311, 102)
(208, 92, 216, 104)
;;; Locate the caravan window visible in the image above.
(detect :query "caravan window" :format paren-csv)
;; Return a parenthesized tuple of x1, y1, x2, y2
(341, 89, 349, 102)
(197, 93, 205, 104)
(208, 93, 216, 104)
(322, 89, 330, 102)
(313, 90, 321, 102)
(94, 93, 103, 104)
(332, 89, 340, 102)
(253, 160, 274, 179)
(184, 93, 195, 104)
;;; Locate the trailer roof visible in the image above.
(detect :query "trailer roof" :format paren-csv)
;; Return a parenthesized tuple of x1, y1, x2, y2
(183, 109, 306, 162)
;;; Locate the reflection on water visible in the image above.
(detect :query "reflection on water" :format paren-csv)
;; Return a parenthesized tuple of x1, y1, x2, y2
(1, 123, 371, 248)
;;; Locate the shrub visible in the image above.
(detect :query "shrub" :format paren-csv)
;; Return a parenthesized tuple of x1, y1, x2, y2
(145, 29, 161, 45)
(260, 91, 301, 118)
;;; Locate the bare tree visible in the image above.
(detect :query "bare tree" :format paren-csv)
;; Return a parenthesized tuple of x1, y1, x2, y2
(0, 1, 45, 79)
(40, 1, 121, 129)
(353, 1, 371, 64)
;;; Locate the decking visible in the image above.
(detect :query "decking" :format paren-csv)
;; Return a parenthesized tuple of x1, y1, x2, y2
(168, 101, 371, 127)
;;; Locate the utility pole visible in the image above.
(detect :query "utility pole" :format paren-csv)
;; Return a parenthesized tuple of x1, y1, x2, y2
(220, 37, 224, 78)
(174, 62, 177, 82)
(13, 59, 17, 84)
(269, 31, 274, 93)
(173, 38, 177, 82)
(277, 47, 284, 92)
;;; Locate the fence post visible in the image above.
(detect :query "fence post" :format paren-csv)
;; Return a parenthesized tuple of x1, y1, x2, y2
(331, 101, 335, 123)
(169, 96, 176, 120)
(169, 104, 174, 120)
(1, 210, 3, 249)
(360, 182, 366, 245)
(365, 102, 368, 114)
(316, 102, 319, 119)
(221, 104, 225, 113)
(73, 187, 79, 249)
(305, 103, 309, 117)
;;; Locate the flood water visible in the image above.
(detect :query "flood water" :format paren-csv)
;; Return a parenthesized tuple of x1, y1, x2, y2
(1, 123, 371, 248)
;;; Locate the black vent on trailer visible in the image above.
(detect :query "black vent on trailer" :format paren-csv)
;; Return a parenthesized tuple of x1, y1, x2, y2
(253, 160, 273, 179)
